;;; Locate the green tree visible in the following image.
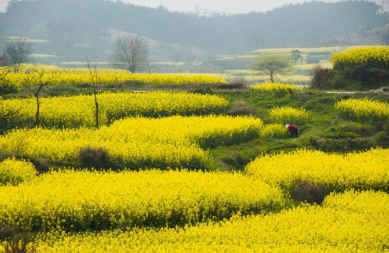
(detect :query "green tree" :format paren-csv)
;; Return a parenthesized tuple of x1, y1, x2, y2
(250, 55, 292, 83)
(291, 50, 302, 65)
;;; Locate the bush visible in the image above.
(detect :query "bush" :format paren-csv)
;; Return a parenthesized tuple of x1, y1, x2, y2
(226, 101, 260, 117)
(14, 155, 49, 174)
(216, 79, 248, 90)
(190, 84, 215, 95)
(310, 137, 373, 152)
(0, 223, 36, 253)
(310, 65, 333, 90)
(78, 147, 118, 170)
(374, 131, 389, 148)
(292, 181, 325, 205)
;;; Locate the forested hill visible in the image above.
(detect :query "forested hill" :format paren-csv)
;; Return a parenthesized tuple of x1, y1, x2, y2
(0, 0, 387, 61)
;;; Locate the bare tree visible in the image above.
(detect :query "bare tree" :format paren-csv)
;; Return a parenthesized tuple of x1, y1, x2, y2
(85, 57, 100, 128)
(4, 37, 33, 73)
(23, 67, 53, 127)
(111, 35, 148, 73)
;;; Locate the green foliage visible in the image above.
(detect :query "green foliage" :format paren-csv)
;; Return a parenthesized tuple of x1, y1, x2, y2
(250, 55, 292, 82)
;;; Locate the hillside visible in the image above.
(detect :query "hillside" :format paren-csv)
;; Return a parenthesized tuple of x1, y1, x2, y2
(0, 0, 387, 63)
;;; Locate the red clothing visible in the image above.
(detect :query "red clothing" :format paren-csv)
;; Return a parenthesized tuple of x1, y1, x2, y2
(288, 125, 297, 131)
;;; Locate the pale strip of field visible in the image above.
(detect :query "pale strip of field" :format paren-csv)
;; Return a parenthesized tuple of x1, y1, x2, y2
(251, 45, 381, 55)
(30, 54, 58, 58)
(292, 62, 333, 70)
(5, 36, 52, 43)
(221, 74, 311, 84)
(59, 61, 202, 67)
(59, 62, 112, 66)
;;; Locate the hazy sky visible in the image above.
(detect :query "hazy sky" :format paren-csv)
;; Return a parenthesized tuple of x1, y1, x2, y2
(0, 0, 342, 14)
(0, 0, 383, 14)
(116, 0, 341, 14)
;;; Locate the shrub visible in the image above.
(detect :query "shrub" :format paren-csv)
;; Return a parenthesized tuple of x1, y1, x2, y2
(292, 181, 325, 205)
(226, 101, 260, 117)
(216, 79, 248, 90)
(14, 155, 49, 174)
(78, 147, 117, 170)
(310, 65, 333, 89)
(190, 85, 215, 95)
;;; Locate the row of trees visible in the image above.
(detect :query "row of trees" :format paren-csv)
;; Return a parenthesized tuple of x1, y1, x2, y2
(0, 35, 149, 74)
(0, 34, 148, 132)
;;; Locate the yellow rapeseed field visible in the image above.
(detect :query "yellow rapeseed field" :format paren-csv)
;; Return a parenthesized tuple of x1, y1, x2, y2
(252, 83, 300, 92)
(260, 124, 289, 139)
(0, 92, 229, 128)
(335, 98, 389, 124)
(268, 106, 311, 125)
(0, 116, 263, 169)
(1, 71, 226, 88)
(245, 148, 389, 192)
(331, 46, 389, 69)
(16, 64, 129, 74)
(26, 191, 389, 252)
(0, 169, 286, 231)
(0, 158, 37, 186)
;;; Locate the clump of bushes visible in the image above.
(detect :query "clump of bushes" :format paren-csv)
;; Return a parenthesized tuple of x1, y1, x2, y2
(226, 101, 260, 117)
(216, 78, 248, 90)
(292, 181, 325, 205)
(78, 146, 119, 170)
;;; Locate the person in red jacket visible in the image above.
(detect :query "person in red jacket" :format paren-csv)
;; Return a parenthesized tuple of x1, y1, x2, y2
(285, 124, 298, 138)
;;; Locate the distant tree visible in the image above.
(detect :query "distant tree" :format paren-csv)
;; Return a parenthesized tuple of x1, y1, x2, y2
(380, 30, 389, 46)
(111, 35, 148, 73)
(3, 38, 33, 73)
(250, 55, 292, 83)
(291, 50, 302, 65)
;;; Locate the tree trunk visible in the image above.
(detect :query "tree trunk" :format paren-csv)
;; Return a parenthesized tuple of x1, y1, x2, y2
(270, 73, 274, 83)
(94, 93, 99, 129)
(35, 95, 40, 127)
